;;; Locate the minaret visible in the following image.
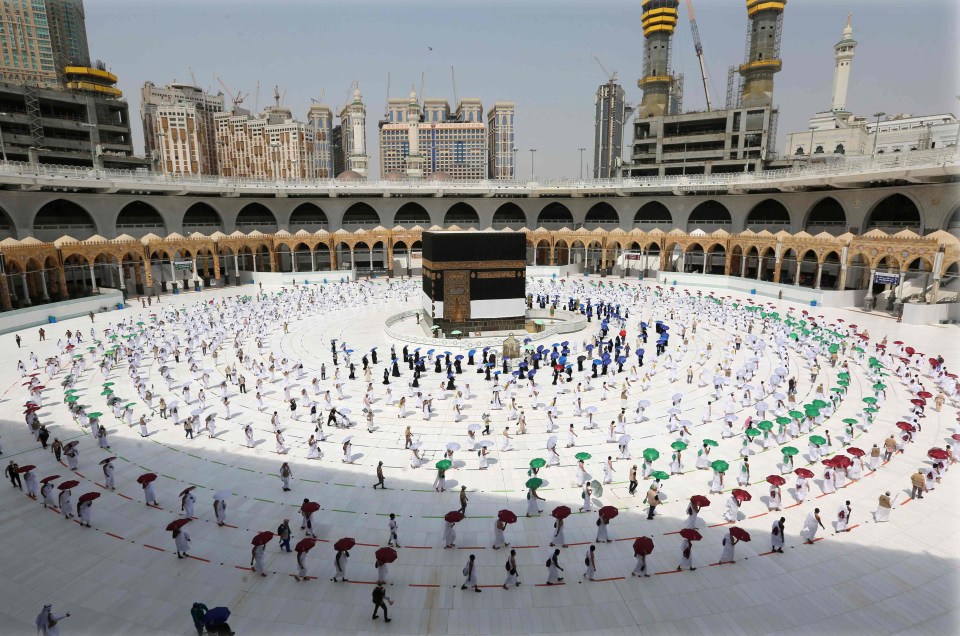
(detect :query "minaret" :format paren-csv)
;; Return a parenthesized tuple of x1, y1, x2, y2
(830, 14, 856, 113)
(405, 87, 424, 178)
(739, 0, 786, 108)
(347, 87, 368, 176)
(637, 0, 680, 118)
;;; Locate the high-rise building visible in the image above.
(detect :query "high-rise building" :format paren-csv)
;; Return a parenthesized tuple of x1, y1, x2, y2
(738, 0, 786, 108)
(487, 101, 515, 180)
(0, 0, 92, 86)
(330, 124, 345, 176)
(306, 103, 334, 178)
(330, 88, 367, 177)
(593, 80, 627, 178)
(636, 0, 680, 119)
(141, 82, 225, 175)
(214, 106, 317, 180)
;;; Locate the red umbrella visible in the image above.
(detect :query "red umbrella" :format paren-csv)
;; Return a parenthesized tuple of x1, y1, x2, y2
(896, 422, 915, 432)
(846, 447, 865, 457)
(690, 494, 711, 507)
(58, 480, 79, 490)
(633, 536, 654, 556)
(78, 492, 100, 504)
(731, 489, 752, 502)
(137, 473, 157, 485)
(917, 391, 933, 399)
(334, 537, 356, 551)
(498, 509, 518, 524)
(905, 346, 916, 355)
(951, 434, 960, 442)
(40, 475, 60, 484)
(444, 511, 465, 523)
(375, 547, 398, 564)
(876, 344, 886, 349)
(251, 531, 274, 546)
(295, 537, 317, 553)
(166, 518, 190, 531)
(98, 457, 116, 466)
(729, 527, 751, 542)
(179, 486, 196, 497)
(301, 501, 320, 515)
(928, 448, 950, 461)
(619, 329, 627, 338)
(832, 455, 852, 469)
(892, 340, 903, 345)
(599, 505, 619, 521)
(795, 468, 814, 478)
(766, 475, 786, 486)
(551, 505, 572, 520)
(16, 464, 36, 473)
(63, 441, 79, 451)
(679, 528, 702, 541)
(927, 359, 938, 367)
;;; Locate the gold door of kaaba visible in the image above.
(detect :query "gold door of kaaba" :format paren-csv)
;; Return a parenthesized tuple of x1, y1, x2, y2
(443, 270, 470, 322)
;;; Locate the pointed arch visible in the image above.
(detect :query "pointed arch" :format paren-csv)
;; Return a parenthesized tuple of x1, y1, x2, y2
(392, 202, 429, 227)
(33, 199, 96, 240)
(237, 203, 278, 232)
(182, 202, 224, 233)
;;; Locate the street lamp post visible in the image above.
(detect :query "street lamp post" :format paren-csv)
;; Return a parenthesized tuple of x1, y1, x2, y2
(808, 126, 816, 166)
(871, 111, 886, 159)
(529, 148, 537, 181)
(578, 147, 586, 180)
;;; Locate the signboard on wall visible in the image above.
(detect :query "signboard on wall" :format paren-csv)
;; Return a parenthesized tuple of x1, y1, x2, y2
(174, 260, 194, 272)
(874, 273, 900, 285)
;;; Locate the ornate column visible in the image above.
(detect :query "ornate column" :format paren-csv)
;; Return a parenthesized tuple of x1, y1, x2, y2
(330, 245, 337, 272)
(57, 265, 69, 300)
(310, 249, 317, 272)
(89, 262, 99, 293)
(291, 248, 298, 273)
(39, 270, 50, 300)
(0, 275, 11, 310)
(863, 267, 877, 308)
(814, 262, 823, 289)
(117, 264, 126, 292)
(740, 254, 747, 277)
(20, 273, 31, 306)
(929, 247, 945, 304)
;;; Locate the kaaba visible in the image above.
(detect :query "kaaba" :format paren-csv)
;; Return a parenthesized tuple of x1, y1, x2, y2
(421, 231, 527, 334)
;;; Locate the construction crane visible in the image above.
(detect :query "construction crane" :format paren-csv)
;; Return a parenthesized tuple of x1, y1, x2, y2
(310, 89, 326, 105)
(592, 54, 617, 82)
(685, 0, 713, 111)
(214, 74, 248, 109)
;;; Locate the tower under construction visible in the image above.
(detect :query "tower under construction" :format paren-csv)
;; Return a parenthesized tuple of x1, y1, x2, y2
(637, 0, 680, 119)
(739, 0, 786, 108)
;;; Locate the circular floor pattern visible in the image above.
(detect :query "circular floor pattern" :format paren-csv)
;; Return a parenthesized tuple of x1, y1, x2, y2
(1, 277, 958, 636)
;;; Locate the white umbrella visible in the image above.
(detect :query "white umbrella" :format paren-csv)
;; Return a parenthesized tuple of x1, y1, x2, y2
(213, 490, 231, 501)
(775, 366, 788, 376)
(773, 391, 787, 401)
(547, 406, 559, 416)
(667, 407, 681, 416)
(342, 435, 353, 445)
(410, 441, 423, 450)
(679, 420, 692, 428)
(338, 407, 352, 415)
(467, 423, 481, 433)
(585, 406, 598, 414)
(725, 414, 738, 422)
(755, 401, 769, 411)
(619, 434, 631, 445)
(167, 399, 179, 408)
(477, 440, 495, 448)
(637, 400, 651, 409)
(672, 393, 683, 402)
(743, 384, 755, 392)
(547, 435, 558, 449)
(191, 408, 204, 417)
(446, 441, 461, 452)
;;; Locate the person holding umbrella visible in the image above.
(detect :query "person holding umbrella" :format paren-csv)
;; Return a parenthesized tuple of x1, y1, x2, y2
(550, 515, 567, 547)
(40, 478, 57, 508)
(493, 516, 510, 549)
(677, 528, 700, 571)
(22, 465, 39, 499)
(719, 528, 738, 564)
(58, 485, 74, 520)
(332, 546, 350, 582)
(140, 474, 159, 506)
(181, 488, 196, 518)
(526, 482, 545, 517)
(172, 526, 191, 558)
(251, 537, 269, 577)
(294, 538, 314, 582)
(77, 493, 97, 527)
(632, 537, 653, 577)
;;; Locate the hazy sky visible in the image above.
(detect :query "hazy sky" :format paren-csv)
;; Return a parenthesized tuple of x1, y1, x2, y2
(87, 0, 959, 179)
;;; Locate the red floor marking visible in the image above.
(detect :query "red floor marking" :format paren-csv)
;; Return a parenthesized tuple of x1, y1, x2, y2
(146, 503, 162, 509)
(74, 472, 85, 478)
(117, 493, 132, 500)
(220, 523, 238, 528)
(94, 482, 106, 489)
(402, 545, 432, 549)
(235, 566, 254, 571)
(289, 575, 317, 580)
(513, 545, 539, 549)
(535, 582, 566, 587)
(565, 541, 593, 546)
(356, 542, 379, 547)
(662, 530, 682, 536)
(708, 521, 732, 528)
(143, 544, 166, 552)
(105, 532, 125, 540)
(345, 580, 377, 585)
(186, 555, 210, 562)
(408, 583, 441, 588)
(615, 536, 641, 542)
(785, 503, 802, 508)
(804, 538, 824, 544)
(841, 524, 860, 532)
(457, 546, 487, 550)
(709, 562, 734, 567)
(749, 512, 769, 519)
(594, 576, 625, 582)
(901, 498, 913, 505)
(654, 569, 685, 575)
(757, 550, 777, 556)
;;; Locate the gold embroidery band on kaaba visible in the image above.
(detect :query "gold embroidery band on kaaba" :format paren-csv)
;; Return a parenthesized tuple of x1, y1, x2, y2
(421, 258, 527, 271)
(475, 271, 518, 279)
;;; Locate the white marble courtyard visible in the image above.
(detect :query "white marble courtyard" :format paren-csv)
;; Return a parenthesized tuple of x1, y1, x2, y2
(1, 277, 958, 636)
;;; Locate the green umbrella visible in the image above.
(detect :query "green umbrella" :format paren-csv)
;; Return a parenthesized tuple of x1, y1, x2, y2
(435, 460, 452, 471)
(864, 406, 878, 413)
(828, 345, 839, 353)
(100, 389, 113, 396)
(756, 420, 774, 431)
(702, 439, 719, 447)
(529, 458, 546, 469)
(671, 441, 688, 451)
(812, 399, 828, 409)
(789, 410, 804, 419)
(805, 408, 820, 418)
(862, 397, 877, 404)
(776, 416, 792, 425)
(525, 477, 543, 489)
(103, 382, 114, 387)
(124, 402, 137, 408)
(64, 389, 78, 394)
(710, 460, 729, 473)
(136, 321, 145, 326)
(853, 347, 864, 353)
(789, 333, 799, 340)
(837, 379, 850, 387)
(575, 452, 592, 462)
(745, 428, 761, 437)
(72, 354, 84, 359)
(873, 383, 887, 390)
(650, 471, 670, 481)
(642, 448, 660, 462)
(809, 435, 826, 445)
(838, 372, 850, 379)
(88, 411, 103, 418)
(65, 395, 79, 403)
(842, 418, 858, 425)
(830, 387, 844, 393)
(781, 446, 799, 457)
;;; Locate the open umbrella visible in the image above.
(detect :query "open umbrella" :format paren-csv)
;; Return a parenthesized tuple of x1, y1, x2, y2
(633, 536, 654, 556)
(57, 479, 79, 490)
(16, 464, 36, 473)
(643, 448, 660, 462)
(213, 490, 230, 501)
(375, 547, 398, 564)
(766, 475, 786, 486)
(671, 441, 688, 451)
(711, 460, 729, 473)
(779, 447, 799, 459)
(832, 455, 853, 469)
(679, 528, 702, 541)
(809, 435, 826, 446)
(334, 537, 356, 551)
(529, 458, 546, 470)
(795, 467, 814, 478)
(789, 410, 805, 419)
(745, 428, 761, 438)
(251, 531, 274, 546)
(87, 412, 103, 419)
(444, 511, 465, 523)
(575, 452, 592, 461)
(910, 398, 926, 407)
(896, 422, 915, 432)
(40, 475, 60, 484)
(846, 447, 865, 457)
(498, 509, 518, 524)
(64, 395, 79, 403)
(731, 489, 752, 502)
(445, 442, 461, 452)
(551, 505, 572, 520)
(918, 390, 933, 399)
(729, 527, 751, 542)
(952, 434, 960, 442)
(525, 477, 543, 489)
(435, 460, 452, 471)
(702, 439, 719, 448)
(301, 501, 320, 515)
(599, 505, 619, 521)
(690, 494, 711, 507)
(179, 486, 196, 497)
(166, 518, 190, 532)
(546, 435, 558, 449)
(928, 448, 950, 461)
(78, 492, 100, 504)
(650, 470, 669, 481)
(295, 537, 317, 553)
